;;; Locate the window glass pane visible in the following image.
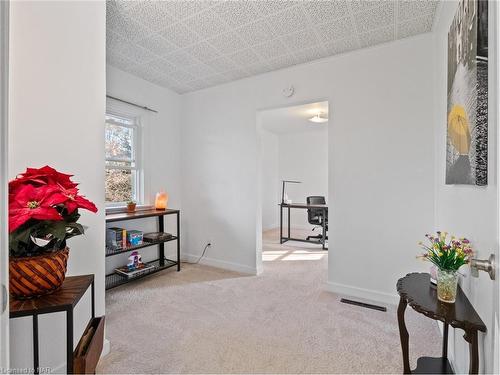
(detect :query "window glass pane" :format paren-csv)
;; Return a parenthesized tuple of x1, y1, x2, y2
(105, 123, 133, 160)
(105, 169, 134, 203)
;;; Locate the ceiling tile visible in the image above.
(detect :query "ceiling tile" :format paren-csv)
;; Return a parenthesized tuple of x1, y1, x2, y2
(212, 1, 260, 28)
(107, 13, 152, 42)
(354, 2, 395, 33)
(267, 54, 297, 71)
(350, 0, 394, 14)
(267, 6, 309, 37)
(302, 0, 350, 23)
(137, 34, 176, 56)
(253, 39, 289, 61)
(236, 19, 276, 46)
(128, 65, 165, 83)
(205, 56, 238, 73)
(107, 50, 139, 72)
(281, 29, 321, 52)
(398, 0, 439, 21)
(183, 42, 221, 62)
(223, 69, 249, 81)
(107, 29, 130, 54)
(120, 42, 159, 64)
(253, 0, 299, 17)
(185, 79, 209, 91)
(207, 31, 248, 54)
(292, 46, 328, 65)
(397, 14, 434, 39)
(315, 17, 355, 44)
(228, 48, 262, 67)
(183, 8, 230, 38)
(182, 63, 217, 78)
(144, 58, 178, 74)
(162, 0, 212, 21)
(163, 50, 200, 67)
(203, 74, 230, 87)
(126, 1, 175, 32)
(358, 26, 395, 48)
(154, 74, 183, 89)
(160, 23, 201, 48)
(169, 68, 196, 83)
(322, 37, 359, 56)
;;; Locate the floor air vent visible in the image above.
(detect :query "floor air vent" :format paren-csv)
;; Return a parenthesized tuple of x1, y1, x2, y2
(340, 298, 387, 312)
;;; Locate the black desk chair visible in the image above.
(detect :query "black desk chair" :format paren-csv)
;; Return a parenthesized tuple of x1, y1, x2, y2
(306, 196, 328, 243)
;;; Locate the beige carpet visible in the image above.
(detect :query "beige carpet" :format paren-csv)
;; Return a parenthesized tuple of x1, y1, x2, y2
(97, 228, 440, 374)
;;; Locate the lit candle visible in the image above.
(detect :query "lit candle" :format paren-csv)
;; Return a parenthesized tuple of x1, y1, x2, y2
(155, 191, 168, 210)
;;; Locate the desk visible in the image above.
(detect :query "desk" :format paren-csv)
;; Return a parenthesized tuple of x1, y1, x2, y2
(279, 203, 328, 250)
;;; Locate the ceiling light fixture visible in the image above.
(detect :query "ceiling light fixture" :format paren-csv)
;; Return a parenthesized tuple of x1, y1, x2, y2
(308, 113, 328, 123)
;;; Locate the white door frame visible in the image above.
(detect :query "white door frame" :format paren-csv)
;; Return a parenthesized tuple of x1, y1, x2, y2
(0, 0, 9, 370)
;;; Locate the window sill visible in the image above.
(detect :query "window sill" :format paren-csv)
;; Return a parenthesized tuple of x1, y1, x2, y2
(105, 204, 153, 215)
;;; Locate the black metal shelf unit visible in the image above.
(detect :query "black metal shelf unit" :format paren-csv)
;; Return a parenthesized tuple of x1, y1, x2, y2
(105, 208, 180, 290)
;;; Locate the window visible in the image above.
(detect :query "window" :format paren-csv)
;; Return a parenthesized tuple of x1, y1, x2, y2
(105, 113, 141, 206)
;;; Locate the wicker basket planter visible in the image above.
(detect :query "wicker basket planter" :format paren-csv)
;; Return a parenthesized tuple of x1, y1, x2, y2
(9, 247, 69, 299)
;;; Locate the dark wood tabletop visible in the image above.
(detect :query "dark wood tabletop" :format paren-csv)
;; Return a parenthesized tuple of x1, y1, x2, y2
(397, 273, 486, 333)
(280, 203, 328, 209)
(106, 208, 180, 222)
(10, 274, 94, 318)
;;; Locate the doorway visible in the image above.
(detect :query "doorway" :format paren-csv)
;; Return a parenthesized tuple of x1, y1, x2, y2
(256, 101, 329, 273)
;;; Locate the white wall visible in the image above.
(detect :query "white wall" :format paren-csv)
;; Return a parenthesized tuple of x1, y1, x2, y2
(278, 129, 328, 228)
(433, 1, 499, 373)
(105, 66, 182, 272)
(181, 34, 435, 285)
(260, 130, 279, 231)
(8, 1, 105, 372)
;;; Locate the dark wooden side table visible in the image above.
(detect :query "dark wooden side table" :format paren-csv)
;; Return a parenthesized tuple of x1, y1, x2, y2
(396, 273, 486, 374)
(10, 275, 95, 374)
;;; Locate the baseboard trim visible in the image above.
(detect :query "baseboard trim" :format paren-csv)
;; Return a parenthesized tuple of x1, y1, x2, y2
(183, 253, 257, 275)
(326, 281, 399, 306)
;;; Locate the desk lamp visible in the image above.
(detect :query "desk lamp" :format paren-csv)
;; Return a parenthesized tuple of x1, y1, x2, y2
(281, 180, 301, 204)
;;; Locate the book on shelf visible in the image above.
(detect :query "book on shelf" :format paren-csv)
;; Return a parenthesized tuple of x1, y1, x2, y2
(115, 262, 155, 278)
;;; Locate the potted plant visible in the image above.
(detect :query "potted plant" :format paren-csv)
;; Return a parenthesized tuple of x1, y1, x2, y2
(9, 166, 97, 299)
(418, 231, 474, 303)
(126, 200, 136, 213)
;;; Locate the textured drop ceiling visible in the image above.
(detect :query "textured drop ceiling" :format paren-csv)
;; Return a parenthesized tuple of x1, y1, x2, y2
(107, 0, 439, 94)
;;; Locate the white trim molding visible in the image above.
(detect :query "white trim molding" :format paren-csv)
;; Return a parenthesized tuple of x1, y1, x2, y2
(326, 281, 399, 306)
(0, 0, 9, 370)
(182, 253, 258, 275)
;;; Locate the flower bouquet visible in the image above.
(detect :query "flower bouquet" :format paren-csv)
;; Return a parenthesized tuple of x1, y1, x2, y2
(418, 231, 474, 303)
(9, 166, 97, 299)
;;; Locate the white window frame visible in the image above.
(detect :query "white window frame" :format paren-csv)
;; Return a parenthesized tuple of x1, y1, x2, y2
(105, 111, 143, 208)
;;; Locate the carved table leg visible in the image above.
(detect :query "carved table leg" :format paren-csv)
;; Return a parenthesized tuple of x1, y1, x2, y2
(397, 297, 411, 374)
(464, 330, 479, 374)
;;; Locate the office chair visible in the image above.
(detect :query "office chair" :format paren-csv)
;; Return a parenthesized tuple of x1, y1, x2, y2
(306, 196, 328, 243)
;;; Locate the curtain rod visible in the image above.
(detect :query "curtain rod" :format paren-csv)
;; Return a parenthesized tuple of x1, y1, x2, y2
(106, 94, 158, 113)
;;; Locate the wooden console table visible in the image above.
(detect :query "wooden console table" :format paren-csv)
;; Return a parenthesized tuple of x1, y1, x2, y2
(10, 275, 97, 374)
(396, 273, 486, 374)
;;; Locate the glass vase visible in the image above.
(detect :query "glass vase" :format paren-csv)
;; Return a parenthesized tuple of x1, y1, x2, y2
(437, 269, 459, 303)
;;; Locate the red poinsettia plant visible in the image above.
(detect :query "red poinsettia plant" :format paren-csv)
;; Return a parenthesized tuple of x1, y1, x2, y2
(9, 166, 98, 257)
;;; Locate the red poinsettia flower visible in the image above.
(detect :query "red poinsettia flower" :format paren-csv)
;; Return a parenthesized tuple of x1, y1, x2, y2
(9, 165, 78, 194)
(59, 187, 98, 214)
(9, 184, 67, 233)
